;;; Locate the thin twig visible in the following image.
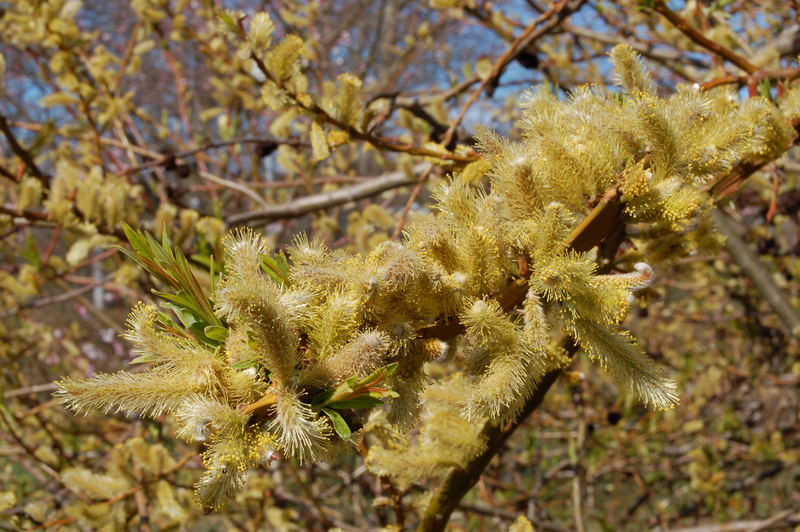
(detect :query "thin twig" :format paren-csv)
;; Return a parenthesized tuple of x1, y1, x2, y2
(120, 137, 309, 175)
(32, 453, 195, 530)
(0, 280, 100, 319)
(247, 49, 475, 163)
(0, 114, 49, 183)
(700, 67, 800, 91)
(440, 0, 581, 147)
(652, 1, 758, 74)
(198, 171, 269, 208)
(665, 509, 799, 532)
(391, 164, 434, 240)
(458, 502, 567, 532)
(3, 383, 58, 400)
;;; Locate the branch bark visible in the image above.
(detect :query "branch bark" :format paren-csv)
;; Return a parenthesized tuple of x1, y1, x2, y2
(665, 509, 799, 532)
(415, 369, 562, 532)
(440, 0, 585, 147)
(711, 208, 800, 336)
(0, 114, 49, 183)
(225, 168, 419, 226)
(652, 1, 758, 75)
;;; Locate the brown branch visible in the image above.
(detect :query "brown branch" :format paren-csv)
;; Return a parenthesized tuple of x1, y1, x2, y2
(708, 117, 800, 200)
(711, 208, 800, 336)
(2, 383, 58, 400)
(458, 502, 567, 532)
(191, 175, 365, 192)
(440, 0, 584, 147)
(562, 22, 710, 69)
(368, 75, 481, 109)
(0, 204, 126, 240)
(247, 51, 476, 163)
(225, 167, 422, 226)
(652, 1, 758, 75)
(0, 278, 109, 319)
(700, 67, 800, 91)
(0, 204, 50, 223)
(415, 368, 564, 531)
(198, 170, 269, 208)
(0, 162, 16, 181)
(419, 185, 624, 341)
(665, 509, 799, 532)
(120, 137, 309, 175)
(0, 114, 49, 183)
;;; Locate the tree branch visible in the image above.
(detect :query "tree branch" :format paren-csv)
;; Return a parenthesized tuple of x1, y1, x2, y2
(120, 137, 309, 176)
(652, 2, 758, 75)
(225, 168, 420, 226)
(415, 369, 564, 532)
(700, 67, 800, 91)
(0, 114, 49, 183)
(665, 509, 799, 532)
(247, 50, 476, 163)
(440, 0, 585, 147)
(711, 208, 800, 336)
(198, 171, 269, 208)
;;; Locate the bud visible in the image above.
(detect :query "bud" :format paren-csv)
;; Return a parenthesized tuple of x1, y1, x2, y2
(249, 12, 275, 50)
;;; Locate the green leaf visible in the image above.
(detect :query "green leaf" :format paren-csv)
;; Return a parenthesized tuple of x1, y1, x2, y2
(154, 312, 189, 338)
(22, 234, 41, 270)
(328, 395, 385, 410)
(129, 354, 160, 364)
(188, 321, 209, 342)
(311, 388, 336, 408)
(260, 250, 292, 286)
(161, 302, 200, 330)
(154, 290, 206, 320)
(354, 362, 399, 388)
(321, 408, 351, 440)
(311, 379, 353, 409)
(204, 325, 228, 343)
(231, 358, 260, 370)
(160, 225, 172, 251)
(119, 223, 220, 328)
(383, 362, 399, 378)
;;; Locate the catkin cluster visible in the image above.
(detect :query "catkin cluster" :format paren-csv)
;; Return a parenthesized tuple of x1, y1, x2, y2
(57, 45, 800, 509)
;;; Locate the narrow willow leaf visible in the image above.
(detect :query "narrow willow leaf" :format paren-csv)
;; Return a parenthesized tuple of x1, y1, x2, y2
(204, 325, 228, 343)
(321, 408, 351, 440)
(328, 395, 384, 410)
(230, 358, 260, 370)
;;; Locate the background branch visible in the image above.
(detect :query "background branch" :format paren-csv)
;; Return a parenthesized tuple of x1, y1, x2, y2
(711, 208, 800, 336)
(225, 168, 421, 225)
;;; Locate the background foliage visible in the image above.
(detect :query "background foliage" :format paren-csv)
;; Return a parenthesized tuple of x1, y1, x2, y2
(1, 1, 799, 531)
